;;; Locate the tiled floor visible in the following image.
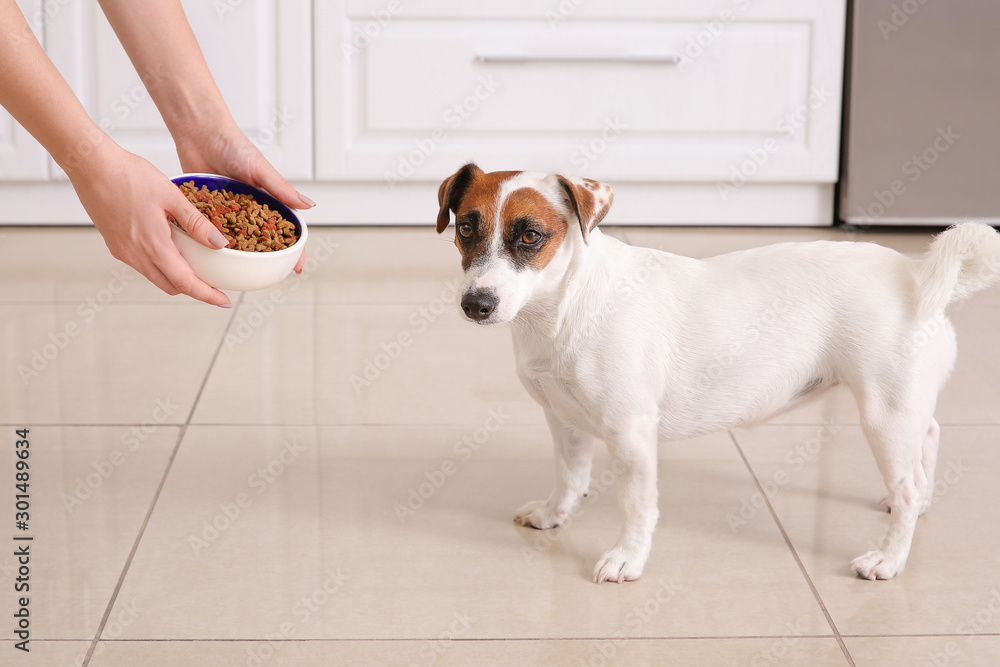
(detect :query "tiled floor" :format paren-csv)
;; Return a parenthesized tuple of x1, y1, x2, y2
(2, 225, 999, 666)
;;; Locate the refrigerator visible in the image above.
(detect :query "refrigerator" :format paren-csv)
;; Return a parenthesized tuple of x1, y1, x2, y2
(839, 0, 1000, 225)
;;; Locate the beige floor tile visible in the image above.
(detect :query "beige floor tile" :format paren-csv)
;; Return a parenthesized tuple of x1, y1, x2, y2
(8, 224, 999, 664)
(845, 636, 1000, 667)
(0, 641, 93, 666)
(733, 424, 1000, 637)
(0, 227, 172, 304)
(243, 227, 459, 305)
(192, 302, 544, 426)
(0, 303, 231, 424)
(88, 637, 851, 666)
(109, 425, 828, 640)
(0, 225, 284, 306)
(0, 426, 177, 639)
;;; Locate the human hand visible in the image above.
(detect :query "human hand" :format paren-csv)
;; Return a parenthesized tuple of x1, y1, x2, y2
(69, 142, 233, 307)
(175, 121, 314, 274)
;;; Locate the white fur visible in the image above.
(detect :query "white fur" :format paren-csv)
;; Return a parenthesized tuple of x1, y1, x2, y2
(449, 178, 1000, 583)
(457, 173, 570, 323)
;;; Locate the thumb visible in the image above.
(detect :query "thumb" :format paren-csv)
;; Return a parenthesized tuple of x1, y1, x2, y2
(170, 188, 230, 250)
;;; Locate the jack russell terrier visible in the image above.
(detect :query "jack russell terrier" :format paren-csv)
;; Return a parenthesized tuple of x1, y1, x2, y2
(435, 163, 1000, 584)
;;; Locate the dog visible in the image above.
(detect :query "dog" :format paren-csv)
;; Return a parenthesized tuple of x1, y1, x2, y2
(435, 162, 1000, 584)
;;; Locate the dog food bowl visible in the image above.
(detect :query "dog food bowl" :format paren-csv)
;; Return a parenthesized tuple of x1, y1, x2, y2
(169, 173, 308, 292)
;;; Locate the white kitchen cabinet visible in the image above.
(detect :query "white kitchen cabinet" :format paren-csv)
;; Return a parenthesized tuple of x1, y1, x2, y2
(41, 0, 313, 181)
(314, 0, 846, 224)
(0, 0, 846, 225)
(0, 0, 50, 180)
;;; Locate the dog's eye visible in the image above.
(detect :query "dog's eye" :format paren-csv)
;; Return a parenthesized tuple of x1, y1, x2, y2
(458, 223, 473, 239)
(521, 230, 541, 245)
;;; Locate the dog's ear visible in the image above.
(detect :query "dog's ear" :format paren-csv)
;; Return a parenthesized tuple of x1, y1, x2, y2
(556, 175, 614, 244)
(437, 163, 484, 233)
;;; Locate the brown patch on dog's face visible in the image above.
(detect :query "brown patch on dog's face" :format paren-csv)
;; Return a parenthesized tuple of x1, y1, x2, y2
(498, 187, 568, 271)
(450, 170, 520, 270)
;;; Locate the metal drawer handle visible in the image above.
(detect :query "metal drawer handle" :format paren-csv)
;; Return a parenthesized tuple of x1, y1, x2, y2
(475, 53, 682, 65)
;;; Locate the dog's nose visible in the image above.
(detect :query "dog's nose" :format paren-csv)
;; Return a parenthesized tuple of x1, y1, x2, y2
(461, 290, 498, 322)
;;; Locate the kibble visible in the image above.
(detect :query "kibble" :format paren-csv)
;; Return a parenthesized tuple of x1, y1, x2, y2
(177, 181, 298, 252)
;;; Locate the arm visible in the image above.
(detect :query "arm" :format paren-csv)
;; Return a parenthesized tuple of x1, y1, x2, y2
(0, 0, 232, 306)
(96, 0, 315, 218)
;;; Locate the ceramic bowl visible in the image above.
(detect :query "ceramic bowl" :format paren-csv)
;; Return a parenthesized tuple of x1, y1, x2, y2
(169, 173, 307, 291)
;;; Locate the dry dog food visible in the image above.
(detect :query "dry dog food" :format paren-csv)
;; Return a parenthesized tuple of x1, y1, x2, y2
(178, 181, 298, 252)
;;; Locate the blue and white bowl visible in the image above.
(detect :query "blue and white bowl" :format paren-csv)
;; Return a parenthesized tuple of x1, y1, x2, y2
(169, 173, 308, 291)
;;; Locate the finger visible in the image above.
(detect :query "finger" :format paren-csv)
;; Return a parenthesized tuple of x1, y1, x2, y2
(170, 187, 230, 250)
(127, 253, 230, 308)
(131, 258, 183, 297)
(153, 243, 233, 308)
(294, 248, 306, 274)
(251, 162, 315, 210)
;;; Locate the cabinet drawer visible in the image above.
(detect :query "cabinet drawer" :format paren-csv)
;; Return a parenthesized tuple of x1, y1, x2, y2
(365, 21, 805, 135)
(317, 1, 845, 184)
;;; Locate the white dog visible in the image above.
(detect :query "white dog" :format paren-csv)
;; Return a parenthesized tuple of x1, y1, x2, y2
(435, 163, 1000, 584)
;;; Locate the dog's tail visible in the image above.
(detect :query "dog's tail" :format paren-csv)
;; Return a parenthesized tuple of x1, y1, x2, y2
(914, 222, 1000, 319)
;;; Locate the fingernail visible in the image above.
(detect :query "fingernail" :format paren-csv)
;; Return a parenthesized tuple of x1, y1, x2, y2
(218, 301, 233, 309)
(209, 228, 229, 249)
(298, 192, 316, 208)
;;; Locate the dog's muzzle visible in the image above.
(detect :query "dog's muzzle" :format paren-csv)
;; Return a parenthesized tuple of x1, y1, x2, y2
(461, 289, 499, 322)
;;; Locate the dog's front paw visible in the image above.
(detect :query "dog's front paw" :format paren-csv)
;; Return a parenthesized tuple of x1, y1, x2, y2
(850, 550, 904, 580)
(514, 500, 566, 529)
(593, 547, 647, 584)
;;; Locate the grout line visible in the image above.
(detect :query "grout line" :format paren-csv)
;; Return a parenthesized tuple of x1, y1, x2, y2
(72, 636, 841, 643)
(728, 431, 856, 667)
(0, 300, 183, 306)
(840, 633, 1000, 638)
(1, 300, 462, 307)
(0, 423, 189, 428)
(20, 632, 1000, 644)
(7, 422, 1000, 429)
(80, 293, 245, 667)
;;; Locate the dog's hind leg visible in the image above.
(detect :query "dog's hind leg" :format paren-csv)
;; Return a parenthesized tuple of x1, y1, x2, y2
(918, 417, 941, 515)
(514, 409, 594, 530)
(851, 395, 935, 580)
(593, 419, 659, 584)
(878, 417, 941, 516)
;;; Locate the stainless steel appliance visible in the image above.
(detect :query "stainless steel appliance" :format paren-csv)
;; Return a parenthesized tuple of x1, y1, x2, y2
(840, 0, 1000, 225)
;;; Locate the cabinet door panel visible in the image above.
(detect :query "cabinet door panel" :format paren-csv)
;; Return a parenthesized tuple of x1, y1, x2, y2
(45, 0, 312, 180)
(364, 22, 801, 134)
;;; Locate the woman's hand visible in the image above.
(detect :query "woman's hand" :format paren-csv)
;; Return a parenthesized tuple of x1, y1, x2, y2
(69, 142, 234, 307)
(175, 121, 314, 273)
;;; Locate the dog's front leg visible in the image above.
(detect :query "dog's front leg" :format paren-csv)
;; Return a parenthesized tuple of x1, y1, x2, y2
(514, 409, 594, 529)
(593, 421, 659, 584)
